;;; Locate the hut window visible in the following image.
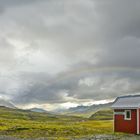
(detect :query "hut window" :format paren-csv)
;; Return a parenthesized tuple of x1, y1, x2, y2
(124, 110, 131, 120)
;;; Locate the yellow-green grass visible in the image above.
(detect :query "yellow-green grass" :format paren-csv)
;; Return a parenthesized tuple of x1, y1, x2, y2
(0, 107, 116, 139)
(0, 119, 113, 139)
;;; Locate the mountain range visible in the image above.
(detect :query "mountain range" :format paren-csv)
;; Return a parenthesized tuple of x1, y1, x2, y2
(57, 102, 113, 117)
(0, 98, 113, 117)
(29, 108, 48, 113)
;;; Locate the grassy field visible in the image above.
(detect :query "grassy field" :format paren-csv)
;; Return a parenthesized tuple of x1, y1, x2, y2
(0, 119, 114, 139)
(0, 106, 117, 139)
(89, 109, 113, 120)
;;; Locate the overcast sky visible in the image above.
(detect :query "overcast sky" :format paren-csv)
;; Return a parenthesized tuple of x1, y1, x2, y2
(0, 0, 140, 110)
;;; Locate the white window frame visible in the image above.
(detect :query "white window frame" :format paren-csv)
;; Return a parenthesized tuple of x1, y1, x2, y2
(124, 110, 131, 120)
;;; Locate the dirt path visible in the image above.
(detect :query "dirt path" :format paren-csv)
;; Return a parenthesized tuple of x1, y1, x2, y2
(0, 135, 140, 140)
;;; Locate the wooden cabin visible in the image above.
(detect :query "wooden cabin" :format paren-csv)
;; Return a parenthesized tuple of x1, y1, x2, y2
(112, 95, 140, 134)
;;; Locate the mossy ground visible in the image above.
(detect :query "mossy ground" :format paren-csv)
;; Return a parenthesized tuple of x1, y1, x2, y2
(0, 107, 121, 139)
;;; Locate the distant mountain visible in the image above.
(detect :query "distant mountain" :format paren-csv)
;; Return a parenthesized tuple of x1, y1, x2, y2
(69, 102, 113, 113)
(0, 106, 83, 122)
(30, 108, 47, 113)
(0, 99, 16, 108)
(58, 102, 113, 117)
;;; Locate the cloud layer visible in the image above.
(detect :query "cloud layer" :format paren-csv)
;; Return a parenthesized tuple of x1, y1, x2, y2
(0, 0, 140, 109)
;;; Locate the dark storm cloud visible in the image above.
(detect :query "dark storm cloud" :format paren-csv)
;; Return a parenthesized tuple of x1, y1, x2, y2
(0, 0, 140, 108)
(92, 0, 140, 68)
(12, 72, 80, 104)
(12, 68, 140, 105)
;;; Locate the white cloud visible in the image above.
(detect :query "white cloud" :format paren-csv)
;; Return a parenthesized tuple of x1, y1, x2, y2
(79, 78, 95, 87)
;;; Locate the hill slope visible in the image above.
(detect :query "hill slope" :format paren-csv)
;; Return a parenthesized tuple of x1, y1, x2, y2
(0, 106, 83, 121)
(89, 109, 113, 120)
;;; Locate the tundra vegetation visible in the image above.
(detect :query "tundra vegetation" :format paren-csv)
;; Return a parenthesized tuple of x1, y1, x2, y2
(0, 106, 130, 140)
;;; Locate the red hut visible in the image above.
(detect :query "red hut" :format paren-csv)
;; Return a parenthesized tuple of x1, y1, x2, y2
(112, 95, 140, 134)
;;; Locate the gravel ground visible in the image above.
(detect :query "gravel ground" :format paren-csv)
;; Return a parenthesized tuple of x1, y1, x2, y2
(74, 135, 140, 140)
(0, 135, 140, 140)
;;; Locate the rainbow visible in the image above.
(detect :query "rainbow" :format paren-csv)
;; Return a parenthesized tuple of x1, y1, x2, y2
(47, 66, 140, 85)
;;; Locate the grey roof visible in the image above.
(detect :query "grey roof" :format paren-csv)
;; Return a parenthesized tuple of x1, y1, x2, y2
(111, 94, 140, 109)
